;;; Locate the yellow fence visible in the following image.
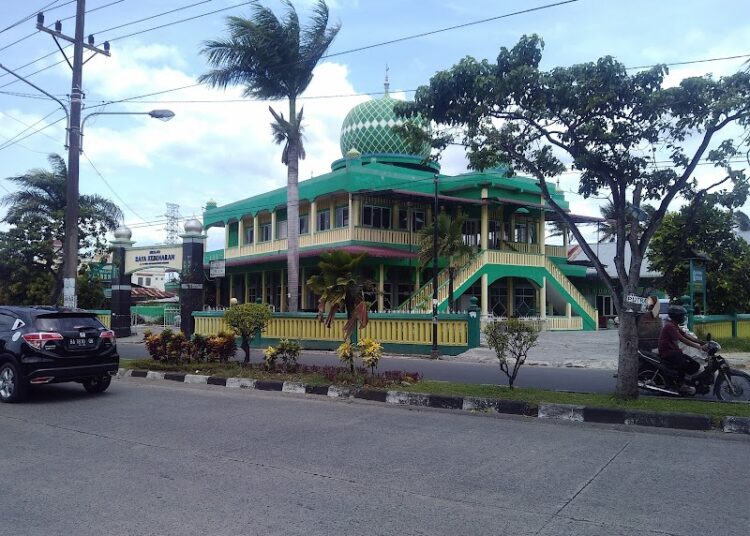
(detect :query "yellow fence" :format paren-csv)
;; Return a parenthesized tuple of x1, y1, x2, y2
(96, 313, 111, 328)
(738, 320, 750, 338)
(544, 316, 583, 330)
(264, 316, 348, 341)
(360, 318, 467, 346)
(695, 320, 733, 339)
(194, 315, 231, 336)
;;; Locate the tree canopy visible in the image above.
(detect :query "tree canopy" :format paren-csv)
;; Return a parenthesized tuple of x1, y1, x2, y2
(399, 35, 750, 398)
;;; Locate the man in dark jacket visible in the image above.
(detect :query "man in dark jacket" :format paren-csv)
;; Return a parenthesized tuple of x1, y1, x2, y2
(658, 305, 705, 395)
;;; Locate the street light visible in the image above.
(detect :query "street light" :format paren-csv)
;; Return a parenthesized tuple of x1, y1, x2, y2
(80, 109, 175, 150)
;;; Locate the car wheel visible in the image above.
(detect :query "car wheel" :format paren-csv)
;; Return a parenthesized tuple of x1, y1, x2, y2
(0, 361, 27, 403)
(82, 375, 111, 394)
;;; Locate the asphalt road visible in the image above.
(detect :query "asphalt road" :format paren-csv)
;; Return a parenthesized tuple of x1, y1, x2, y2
(119, 343, 619, 393)
(1, 379, 748, 536)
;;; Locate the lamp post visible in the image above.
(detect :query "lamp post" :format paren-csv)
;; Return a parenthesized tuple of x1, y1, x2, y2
(64, 108, 174, 307)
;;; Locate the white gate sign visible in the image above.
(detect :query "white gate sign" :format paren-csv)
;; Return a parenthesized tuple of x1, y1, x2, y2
(124, 245, 183, 274)
(209, 259, 225, 278)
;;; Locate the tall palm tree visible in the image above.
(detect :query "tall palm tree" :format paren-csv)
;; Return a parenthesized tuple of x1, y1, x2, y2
(1, 153, 123, 302)
(200, 0, 340, 313)
(418, 210, 474, 312)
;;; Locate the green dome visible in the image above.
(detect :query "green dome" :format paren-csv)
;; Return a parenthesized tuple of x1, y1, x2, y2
(340, 93, 430, 159)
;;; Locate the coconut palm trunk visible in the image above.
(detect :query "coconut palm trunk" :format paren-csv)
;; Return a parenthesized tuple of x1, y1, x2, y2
(286, 98, 300, 312)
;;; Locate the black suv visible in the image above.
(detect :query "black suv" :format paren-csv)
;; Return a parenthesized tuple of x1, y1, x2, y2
(0, 307, 119, 402)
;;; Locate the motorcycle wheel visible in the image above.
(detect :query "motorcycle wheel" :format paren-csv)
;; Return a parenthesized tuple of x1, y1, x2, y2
(638, 368, 667, 390)
(714, 369, 750, 402)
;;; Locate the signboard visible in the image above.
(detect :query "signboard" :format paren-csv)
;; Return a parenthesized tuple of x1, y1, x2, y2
(691, 265, 705, 292)
(625, 294, 648, 313)
(124, 246, 183, 274)
(209, 259, 226, 278)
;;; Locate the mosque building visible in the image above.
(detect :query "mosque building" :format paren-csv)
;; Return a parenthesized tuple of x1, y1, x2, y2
(202, 82, 599, 330)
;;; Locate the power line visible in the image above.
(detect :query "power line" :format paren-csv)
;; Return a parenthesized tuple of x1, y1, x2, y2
(82, 150, 147, 221)
(0, 114, 66, 153)
(627, 53, 750, 71)
(95, 0, 213, 34)
(0, 108, 61, 151)
(0, 0, 69, 36)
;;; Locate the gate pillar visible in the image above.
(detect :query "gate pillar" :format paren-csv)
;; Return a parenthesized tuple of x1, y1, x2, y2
(110, 226, 134, 338)
(180, 218, 207, 338)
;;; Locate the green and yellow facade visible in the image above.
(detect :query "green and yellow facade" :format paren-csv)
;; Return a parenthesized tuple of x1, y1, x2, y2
(203, 89, 597, 331)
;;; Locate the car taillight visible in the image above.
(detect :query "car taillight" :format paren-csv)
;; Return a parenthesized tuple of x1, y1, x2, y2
(99, 330, 116, 342)
(22, 332, 64, 349)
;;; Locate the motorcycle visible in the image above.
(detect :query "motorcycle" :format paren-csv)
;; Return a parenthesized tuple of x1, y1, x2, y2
(638, 335, 750, 401)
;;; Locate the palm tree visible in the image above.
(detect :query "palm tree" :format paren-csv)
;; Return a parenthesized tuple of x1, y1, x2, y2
(418, 210, 474, 312)
(306, 250, 372, 341)
(597, 200, 655, 243)
(200, 0, 340, 313)
(1, 153, 123, 303)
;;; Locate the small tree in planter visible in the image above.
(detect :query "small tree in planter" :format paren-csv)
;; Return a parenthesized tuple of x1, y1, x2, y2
(223, 303, 272, 364)
(483, 318, 541, 389)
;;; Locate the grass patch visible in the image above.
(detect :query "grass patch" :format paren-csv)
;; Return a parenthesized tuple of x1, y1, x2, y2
(399, 381, 750, 423)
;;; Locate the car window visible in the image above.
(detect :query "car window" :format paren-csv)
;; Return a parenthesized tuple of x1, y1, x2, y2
(34, 314, 105, 332)
(0, 313, 18, 332)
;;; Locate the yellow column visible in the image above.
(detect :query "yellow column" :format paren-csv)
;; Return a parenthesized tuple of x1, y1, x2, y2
(480, 273, 489, 317)
(566, 302, 572, 318)
(253, 215, 259, 246)
(539, 277, 546, 319)
(507, 277, 514, 317)
(330, 198, 336, 228)
(480, 188, 489, 250)
(310, 200, 317, 236)
(280, 269, 286, 312)
(539, 207, 546, 251)
(237, 218, 244, 247)
(244, 273, 250, 303)
(393, 202, 400, 229)
(261, 271, 267, 304)
(271, 210, 277, 241)
(378, 264, 385, 312)
(348, 194, 355, 233)
(229, 274, 235, 300)
(415, 268, 420, 291)
(301, 267, 307, 309)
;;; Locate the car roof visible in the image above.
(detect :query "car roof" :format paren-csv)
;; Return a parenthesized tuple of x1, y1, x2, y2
(0, 306, 95, 317)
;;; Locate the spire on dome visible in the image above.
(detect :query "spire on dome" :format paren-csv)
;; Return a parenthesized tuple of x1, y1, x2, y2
(384, 64, 390, 96)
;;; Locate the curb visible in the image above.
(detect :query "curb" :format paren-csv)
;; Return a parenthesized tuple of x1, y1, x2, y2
(117, 369, 749, 436)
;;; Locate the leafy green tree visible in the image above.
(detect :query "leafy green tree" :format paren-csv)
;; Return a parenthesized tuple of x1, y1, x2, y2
(417, 210, 473, 312)
(1, 154, 123, 303)
(200, 0, 340, 313)
(306, 250, 372, 340)
(732, 210, 750, 232)
(483, 318, 541, 390)
(0, 214, 56, 305)
(77, 266, 107, 310)
(224, 302, 273, 363)
(399, 35, 750, 398)
(649, 204, 750, 313)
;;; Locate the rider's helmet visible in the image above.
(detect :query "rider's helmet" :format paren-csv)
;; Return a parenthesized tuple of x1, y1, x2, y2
(667, 305, 687, 324)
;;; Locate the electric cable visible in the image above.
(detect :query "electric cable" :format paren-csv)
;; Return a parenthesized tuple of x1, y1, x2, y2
(82, 150, 147, 221)
(0, 0, 69, 36)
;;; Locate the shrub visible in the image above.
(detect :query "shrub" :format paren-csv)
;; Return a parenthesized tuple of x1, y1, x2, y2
(336, 341, 355, 373)
(483, 318, 540, 389)
(277, 338, 302, 370)
(358, 337, 382, 375)
(206, 331, 237, 362)
(191, 334, 209, 361)
(263, 345, 279, 369)
(166, 332, 188, 363)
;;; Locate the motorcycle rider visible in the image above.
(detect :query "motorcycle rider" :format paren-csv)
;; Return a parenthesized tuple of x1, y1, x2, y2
(658, 305, 705, 395)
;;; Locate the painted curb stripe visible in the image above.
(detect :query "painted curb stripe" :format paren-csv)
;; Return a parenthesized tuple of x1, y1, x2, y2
(120, 369, 748, 435)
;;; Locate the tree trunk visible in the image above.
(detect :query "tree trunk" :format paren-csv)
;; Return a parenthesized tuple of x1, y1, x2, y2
(448, 267, 455, 313)
(286, 98, 300, 312)
(241, 337, 250, 364)
(615, 311, 640, 399)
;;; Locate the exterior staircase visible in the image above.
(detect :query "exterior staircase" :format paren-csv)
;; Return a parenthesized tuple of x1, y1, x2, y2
(397, 250, 597, 330)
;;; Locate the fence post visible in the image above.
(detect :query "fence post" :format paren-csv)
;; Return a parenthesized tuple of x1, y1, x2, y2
(467, 296, 481, 348)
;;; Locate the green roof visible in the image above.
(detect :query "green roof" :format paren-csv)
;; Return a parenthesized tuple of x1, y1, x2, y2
(203, 159, 570, 228)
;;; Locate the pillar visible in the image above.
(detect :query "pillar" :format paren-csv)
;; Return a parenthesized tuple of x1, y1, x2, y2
(261, 271, 267, 304)
(271, 210, 277, 241)
(348, 194, 355, 233)
(238, 218, 244, 247)
(244, 273, 250, 303)
(301, 267, 307, 309)
(279, 269, 286, 312)
(393, 202, 400, 229)
(310, 200, 317, 236)
(415, 268, 420, 291)
(539, 208, 545, 251)
(566, 302, 572, 318)
(109, 235, 134, 338)
(229, 274, 234, 301)
(507, 277, 514, 317)
(215, 280, 220, 308)
(180, 226, 207, 339)
(480, 273, 489, 317)
(253, 215, 259, 246)
(540, 277, 547, 319)
(378, 264, 385, 312)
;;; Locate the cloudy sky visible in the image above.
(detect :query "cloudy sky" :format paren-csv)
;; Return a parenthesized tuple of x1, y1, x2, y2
(0, 0, 748, 250)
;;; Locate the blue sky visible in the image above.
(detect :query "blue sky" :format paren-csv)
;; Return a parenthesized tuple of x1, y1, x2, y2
(0, 0, 748, 250)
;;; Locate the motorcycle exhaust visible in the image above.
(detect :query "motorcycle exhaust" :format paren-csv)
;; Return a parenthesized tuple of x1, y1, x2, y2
(637, 381, 679, 396)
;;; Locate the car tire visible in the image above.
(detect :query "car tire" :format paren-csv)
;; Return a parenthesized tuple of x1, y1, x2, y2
(82, 375, 111, 394)
(0, 361, 27, 403)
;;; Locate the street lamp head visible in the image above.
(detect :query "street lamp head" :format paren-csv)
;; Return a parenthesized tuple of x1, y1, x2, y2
(148, 109, 175, 122)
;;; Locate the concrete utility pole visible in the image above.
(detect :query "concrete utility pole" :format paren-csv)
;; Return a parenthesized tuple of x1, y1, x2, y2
(431, 173, 439, 359)
(36, 1, 110, 307)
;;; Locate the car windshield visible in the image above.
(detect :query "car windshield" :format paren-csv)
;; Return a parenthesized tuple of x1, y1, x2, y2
(34, 315, 105, 332)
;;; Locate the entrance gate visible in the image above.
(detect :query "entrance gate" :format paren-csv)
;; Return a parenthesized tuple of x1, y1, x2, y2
(164, 305, 181, 328)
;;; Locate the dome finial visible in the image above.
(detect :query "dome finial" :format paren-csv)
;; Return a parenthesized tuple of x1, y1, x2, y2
(384, 64, 390, 96)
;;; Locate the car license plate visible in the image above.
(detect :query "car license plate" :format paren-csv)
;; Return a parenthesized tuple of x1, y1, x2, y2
(69, 338, 95, 348)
